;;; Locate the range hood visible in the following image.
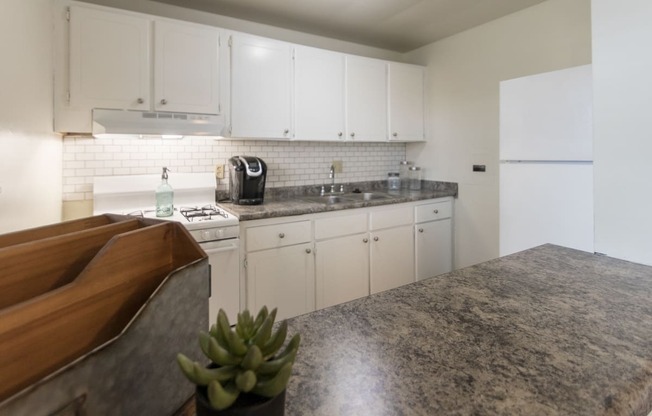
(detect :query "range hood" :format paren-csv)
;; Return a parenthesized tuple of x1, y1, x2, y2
(92, 108, 225, 139)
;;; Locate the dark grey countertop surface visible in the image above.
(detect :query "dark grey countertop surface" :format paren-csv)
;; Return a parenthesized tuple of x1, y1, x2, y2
(283, 244, 652, 416)
(216, 180, 458, 221)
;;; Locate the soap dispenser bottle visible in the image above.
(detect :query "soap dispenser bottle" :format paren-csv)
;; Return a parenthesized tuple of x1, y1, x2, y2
(156, 167, 174, 217)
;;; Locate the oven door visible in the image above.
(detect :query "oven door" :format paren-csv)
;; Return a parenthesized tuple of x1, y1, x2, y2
(200, 238, 240, 326)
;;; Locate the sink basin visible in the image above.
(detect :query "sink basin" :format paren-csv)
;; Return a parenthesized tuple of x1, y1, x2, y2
(302, 195, 349, 205)
(302, 192, 393, 205)
(346, 192, 392, 201)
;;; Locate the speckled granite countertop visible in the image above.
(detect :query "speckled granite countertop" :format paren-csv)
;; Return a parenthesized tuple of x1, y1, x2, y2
(283, 244, 652, 416)
(216, 180, 457, 221)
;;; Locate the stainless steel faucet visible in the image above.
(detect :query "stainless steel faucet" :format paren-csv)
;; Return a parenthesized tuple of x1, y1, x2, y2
(329, 164, 335, 192)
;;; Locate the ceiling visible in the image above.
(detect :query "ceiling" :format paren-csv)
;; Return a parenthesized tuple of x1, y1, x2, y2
(150, 0, 547, 52)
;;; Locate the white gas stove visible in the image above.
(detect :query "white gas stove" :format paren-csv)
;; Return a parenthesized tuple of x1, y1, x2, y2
(93, 172, 241, 322)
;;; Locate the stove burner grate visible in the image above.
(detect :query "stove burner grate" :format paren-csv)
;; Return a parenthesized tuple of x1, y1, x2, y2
(180, 205, 228, 222)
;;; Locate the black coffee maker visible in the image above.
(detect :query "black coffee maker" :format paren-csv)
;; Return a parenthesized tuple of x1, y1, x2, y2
(228, 156, 267, 205)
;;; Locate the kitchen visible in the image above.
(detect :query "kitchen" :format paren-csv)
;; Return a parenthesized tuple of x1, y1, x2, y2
(1, 0, 651, 414)
(4, 0, 651, 269)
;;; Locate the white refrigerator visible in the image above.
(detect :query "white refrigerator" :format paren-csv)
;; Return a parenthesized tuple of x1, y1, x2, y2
(499, 64, 594, 256)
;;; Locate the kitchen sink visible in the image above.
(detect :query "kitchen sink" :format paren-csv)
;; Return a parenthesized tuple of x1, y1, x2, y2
(301, 192, 393, 205)
(345, 192, 392, 201)
(302, 195, 349, 205)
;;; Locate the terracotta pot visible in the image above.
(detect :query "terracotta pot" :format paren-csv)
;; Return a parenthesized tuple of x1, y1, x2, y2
(195, 386, 286, 416)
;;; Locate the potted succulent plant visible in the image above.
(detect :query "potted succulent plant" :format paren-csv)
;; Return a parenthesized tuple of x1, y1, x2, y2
(177, 306, 300, 416)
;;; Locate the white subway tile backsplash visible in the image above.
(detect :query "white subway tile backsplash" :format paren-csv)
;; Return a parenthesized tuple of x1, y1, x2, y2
(62, 136, 406, 201)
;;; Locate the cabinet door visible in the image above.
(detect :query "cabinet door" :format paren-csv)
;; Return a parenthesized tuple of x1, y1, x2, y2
(154, 20, 220, 114)
(69, 6, 150, 111)
(389, 63, 425, 141)
(231, 34, 293, 139)
(246, 243, 314, 321)
(315, 233, 369, 309)
(294, 46, 345, 141)
(345, 56, 388, 142)
(415, 219, 452, 281)
(370, 225, 414, 294)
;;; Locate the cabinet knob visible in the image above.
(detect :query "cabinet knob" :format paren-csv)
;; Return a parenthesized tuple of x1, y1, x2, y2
(350, 132, 355, 138)
(137, 98, 144, 104)
(338, 132, 343, 137)
(434, 209, 439, 214)
(284, 129, 289, 134)
(160, 99, 168, 105)
(305, 248, 312, 254)
(418, 228, 424, 233)
(279, 233, 285, 238)
(362, 238, 368, 243)
(373, 236, 379, 242)
(392, 132, 398, 137)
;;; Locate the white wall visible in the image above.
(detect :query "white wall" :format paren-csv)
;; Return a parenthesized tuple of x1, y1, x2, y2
(592, 0, 652, 266)
(403, 0, 592, 269)
(0, 0, 63, 234)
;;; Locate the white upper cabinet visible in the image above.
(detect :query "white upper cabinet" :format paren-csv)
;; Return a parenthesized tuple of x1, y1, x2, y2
(153, 20, 220, 114)
(389, 62, 425, 141)
(57, 3, 222, 133)
(294, 46, 345, 141)
(69, 5, 150, 112)
(345, 56, 388, 142)
(230, 34, 293, 139)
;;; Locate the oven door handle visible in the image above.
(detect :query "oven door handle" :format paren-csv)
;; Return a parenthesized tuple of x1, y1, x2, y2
(202, 242, 239, 254)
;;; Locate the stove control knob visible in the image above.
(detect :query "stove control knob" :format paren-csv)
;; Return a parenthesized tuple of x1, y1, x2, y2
(200, 230, 211, 241)
(217, 229, 224, 238)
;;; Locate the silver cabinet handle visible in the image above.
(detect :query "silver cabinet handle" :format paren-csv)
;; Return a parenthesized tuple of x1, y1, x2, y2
(338, 132, 343, 137)
(373, 236, 379, 242)
(418, 228, 424, 233)
(362, 238, 368, 243)
(284, 129, 289, 134)
(350, 132, 355, 138)
(137, 98, 144, 104)
(434, 209, 439, 214)
(279, 233, 285, 238)
(305, 248, 311, 254)
(160, 99, 167, 105)
(392, 132, 398, 137)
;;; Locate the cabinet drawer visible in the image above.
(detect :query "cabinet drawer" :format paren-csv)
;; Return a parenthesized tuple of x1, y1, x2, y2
(246, 220, 311, 251)
(315, 213, 367, 240)
(415, 200, 452, 223)
(370, 205, 413, 230)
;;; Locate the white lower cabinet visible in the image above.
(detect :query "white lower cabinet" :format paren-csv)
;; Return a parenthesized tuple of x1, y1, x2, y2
(370, 225, 414, 294)
(415, 201, 453, 280)
(246, 243, 315, 322)
(244, 220, 314, 321)
(242, 197, 453, 320)
(315, 233, 369, 309)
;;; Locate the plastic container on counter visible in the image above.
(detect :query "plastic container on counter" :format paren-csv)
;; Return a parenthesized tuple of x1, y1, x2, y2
(408, 166, 422, 190)
(399, 161, 413, 188)
(387, 172, 400, 190)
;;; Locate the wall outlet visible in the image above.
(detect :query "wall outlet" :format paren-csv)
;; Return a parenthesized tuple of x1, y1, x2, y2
(332, 160, 343, 173)
(215, 164, 225, 179)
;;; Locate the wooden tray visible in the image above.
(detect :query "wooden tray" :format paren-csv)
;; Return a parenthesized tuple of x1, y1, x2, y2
(0, 217, 206, 401)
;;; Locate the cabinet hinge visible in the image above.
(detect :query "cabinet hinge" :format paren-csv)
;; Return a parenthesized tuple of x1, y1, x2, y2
(228, 36, 232, 47)
(66, 91, 70, 103)
(243, 257, 247, 269)
(218, 103, 221, 114)
(66, 7, 70, 22)
(218, 36, 221, 47)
